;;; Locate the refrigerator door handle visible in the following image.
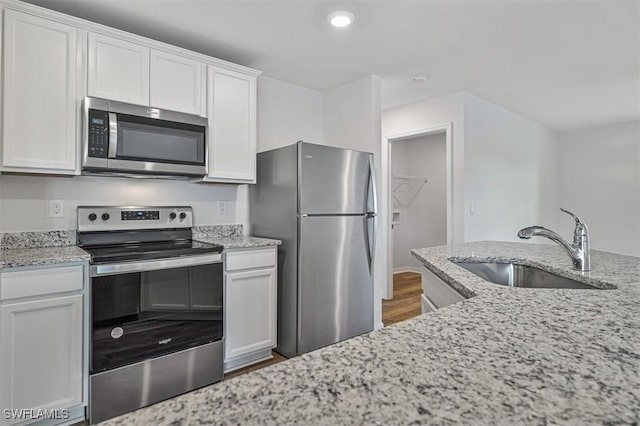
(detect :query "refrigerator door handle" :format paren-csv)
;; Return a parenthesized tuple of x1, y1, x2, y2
(367, 155, 377, 275)
(366, 213, 376, 275)
(368, 154, 378, 215)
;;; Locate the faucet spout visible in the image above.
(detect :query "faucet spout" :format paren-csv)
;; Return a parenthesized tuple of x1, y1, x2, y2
(517, 209, 590, 271)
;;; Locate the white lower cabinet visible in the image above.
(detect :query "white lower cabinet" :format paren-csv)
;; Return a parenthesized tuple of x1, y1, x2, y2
(224, 248, 277, 372)
(421, 267, 465, 313)
(0, 265, 86, 426)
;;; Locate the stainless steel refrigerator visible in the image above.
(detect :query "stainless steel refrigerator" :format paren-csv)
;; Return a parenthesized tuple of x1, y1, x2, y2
(251, 141, 376, 357)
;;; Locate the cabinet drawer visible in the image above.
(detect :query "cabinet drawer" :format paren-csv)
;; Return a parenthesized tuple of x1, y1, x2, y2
(421, 268, 465, 309)
(1, 265, 83, 301)
(226, 248, 276, 272)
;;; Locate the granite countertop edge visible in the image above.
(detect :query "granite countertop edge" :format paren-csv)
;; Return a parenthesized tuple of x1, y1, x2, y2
(0, 236, 281, 269)
(195, 235, 282, 249)
(0, 246, 91, 270)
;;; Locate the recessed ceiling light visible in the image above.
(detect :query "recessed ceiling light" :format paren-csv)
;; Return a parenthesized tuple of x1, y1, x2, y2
(411, 73, 430, 83)
(328, 11, 355, 28)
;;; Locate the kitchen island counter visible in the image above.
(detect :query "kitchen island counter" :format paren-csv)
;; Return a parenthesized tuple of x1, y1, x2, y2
(100, 241, 640, 425)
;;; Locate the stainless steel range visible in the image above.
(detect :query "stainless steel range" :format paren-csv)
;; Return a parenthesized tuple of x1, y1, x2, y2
(77, 206, 224, 424)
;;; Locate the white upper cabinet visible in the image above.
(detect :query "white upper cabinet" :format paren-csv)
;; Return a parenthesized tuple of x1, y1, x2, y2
(206, 66, 257, 183)
(1, 10, 78, 174)
(88, 34, 205, 115)
(88, 32, 150, 105)
(150, 50, 204, 115)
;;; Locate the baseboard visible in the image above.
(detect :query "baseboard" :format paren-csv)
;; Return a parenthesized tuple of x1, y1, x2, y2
(374, 322, 384, 331)
(224, 349, 273, 373)
(393, 266, 422, 275)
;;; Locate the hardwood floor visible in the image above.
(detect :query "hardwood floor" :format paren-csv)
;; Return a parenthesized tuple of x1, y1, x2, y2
(382, 272, 422, 327)
(227, 272, 423, 379)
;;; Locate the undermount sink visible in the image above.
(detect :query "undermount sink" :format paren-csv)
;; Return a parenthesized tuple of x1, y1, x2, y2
(452, 261, 599, 290)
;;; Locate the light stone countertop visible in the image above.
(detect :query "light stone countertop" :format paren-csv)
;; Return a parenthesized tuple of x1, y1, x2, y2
(0, 226, 279, 269)
(195, 235, 282, 249)
(98, 241, 640, 425)
(0, 245, 91, 269)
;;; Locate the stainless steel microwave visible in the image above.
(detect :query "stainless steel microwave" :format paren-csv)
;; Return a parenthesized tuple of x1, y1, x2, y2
(83, 97, 207, 178)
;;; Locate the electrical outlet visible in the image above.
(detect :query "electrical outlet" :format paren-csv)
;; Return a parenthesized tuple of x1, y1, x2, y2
(49, 200, 64, 218)
(218, 201, 228, 215)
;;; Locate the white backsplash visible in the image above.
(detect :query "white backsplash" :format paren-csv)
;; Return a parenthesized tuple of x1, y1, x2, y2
(0, 174, 248, 233)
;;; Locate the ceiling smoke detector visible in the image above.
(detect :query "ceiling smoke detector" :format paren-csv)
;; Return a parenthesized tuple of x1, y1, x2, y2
(328, 11, 355, 28)
(411, 74, 430, 83)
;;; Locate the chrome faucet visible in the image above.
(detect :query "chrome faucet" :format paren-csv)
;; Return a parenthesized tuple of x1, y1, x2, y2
(517, 208, 590, 271)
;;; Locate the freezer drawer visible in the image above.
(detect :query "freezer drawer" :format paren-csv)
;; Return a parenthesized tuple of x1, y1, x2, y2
(298, 215, 374, 354)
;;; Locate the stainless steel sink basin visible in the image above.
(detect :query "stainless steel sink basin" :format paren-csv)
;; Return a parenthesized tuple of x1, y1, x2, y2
(452, 262, 599, 289)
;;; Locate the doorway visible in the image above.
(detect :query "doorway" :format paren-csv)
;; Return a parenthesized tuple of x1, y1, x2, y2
(383, 124, 453, 301)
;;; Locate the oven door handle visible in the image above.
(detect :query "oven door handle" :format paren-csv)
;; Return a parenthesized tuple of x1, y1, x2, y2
(91, 254, 222, 277)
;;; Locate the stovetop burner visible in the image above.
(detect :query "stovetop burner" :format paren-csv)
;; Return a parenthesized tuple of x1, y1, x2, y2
(77, 206, 223, 264)
(84, 239, 223, 264)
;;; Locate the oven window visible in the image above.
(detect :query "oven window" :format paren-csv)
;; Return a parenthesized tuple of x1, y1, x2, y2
(91, 263, 222, 373)
(115, 114, 205, 166)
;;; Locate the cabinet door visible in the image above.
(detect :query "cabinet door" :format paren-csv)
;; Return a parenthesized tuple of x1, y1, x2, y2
(206, 66, 257, 183)
(225, 267, 276, 360)
(1, 10, 78, 173)
(88, 32, 149, 105)
(421, 268, 465, 309)
(150, 50, 203, 115)
(0, 295, 83, 422)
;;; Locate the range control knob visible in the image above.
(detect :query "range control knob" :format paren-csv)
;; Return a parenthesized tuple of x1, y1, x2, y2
(88, 213, 97, 222)
(169, 212, 177, 220)
(101, 213, 110, 221)
(179, 212, 187, 220)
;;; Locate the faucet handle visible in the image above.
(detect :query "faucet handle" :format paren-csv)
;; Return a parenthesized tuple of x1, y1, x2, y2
(560, 208, 589, 239)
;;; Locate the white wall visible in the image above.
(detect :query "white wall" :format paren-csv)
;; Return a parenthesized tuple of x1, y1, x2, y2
(257, 75, 324, 152)
(382, 92, 466, 244)
(559, 120, 640, 257)
(0, 174, 243, 232)
(322, 74, 384, 328)
(391, 133, 447, 271)
(324, 75, 381, 154)
(463, 93, 560, 242)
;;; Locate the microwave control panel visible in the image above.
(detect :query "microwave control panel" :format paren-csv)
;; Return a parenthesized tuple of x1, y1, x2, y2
(87, 109, 109, 158)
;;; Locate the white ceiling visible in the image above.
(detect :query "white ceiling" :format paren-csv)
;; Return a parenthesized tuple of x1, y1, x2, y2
(26, 0, 639, 131)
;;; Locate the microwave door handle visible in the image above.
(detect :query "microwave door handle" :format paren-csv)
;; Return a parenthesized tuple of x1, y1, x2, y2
(108, 112, 118, 158)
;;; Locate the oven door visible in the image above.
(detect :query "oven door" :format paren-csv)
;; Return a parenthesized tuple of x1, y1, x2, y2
(90, 254, 223, 374)
(109, 112, 206, 174)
